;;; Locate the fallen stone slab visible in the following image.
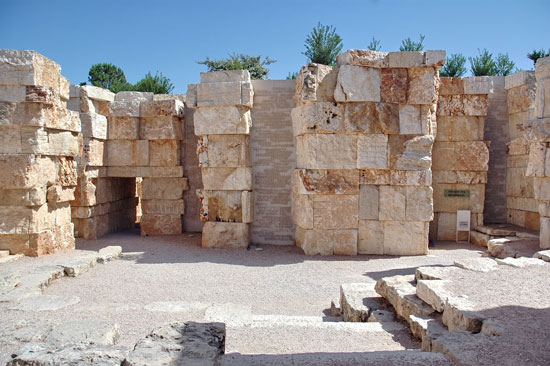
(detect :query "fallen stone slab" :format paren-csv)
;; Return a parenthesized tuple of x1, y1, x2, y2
(44, 320, 119, 346)
(9, 294, 80, 311)
(0, 320, 55, 347)
(487, 239, 519, 259)
(0, 286, 41, 303)
(429, 330, 498, 366)
(470, 230, 490, 247)
(0, 254, 24, 264)
(7, 343, 129, 366)
(516, 231, 539, 239)
(495, 257, 546, 268)
(57, 252, 101, 277)
(416, 280, 452, 312)
(454, 257, 499, 272)
(415, 266, 460, 281)
(125, 322, 225, 366)
(97, 246, 122, 264)
(340, 283, 384, 322)
(476, 225, 516, 236)
(534, 250, 550, 262)
(22, 265, 65, 289)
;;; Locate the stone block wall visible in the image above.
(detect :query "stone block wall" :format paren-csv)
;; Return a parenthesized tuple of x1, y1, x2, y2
(190, 70, 254, 248)
(0, 50, 80, 256)
(291, 50, 445, 255)
(524, 56, 550, 248)
(431, 77, 490, 240)
(504, 71, 539, 230)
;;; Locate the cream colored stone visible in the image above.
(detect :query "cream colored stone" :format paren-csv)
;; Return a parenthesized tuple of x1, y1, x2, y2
(141, 214, 182, 236)
(313, 194, 359, 229)
(463, 76, 494, 94)
(394, 135, 434, 171)
(334, 65, 381, 102)
(79, 85, 115, 102)
(185, 84, 198, 107)
(406, 186, 433, 221)
(0, 85, 25, 102)
(387, 52, 424, 68)
(507, 167, 534, 198)
(506, 137, 529, 156)
(541, 217, 550, 249)
(333, 229, 358, 256)
(109, 100, 141, 117)
(0, 50, 61, 89)
(505, 71, 536, 90)
(358, 219, 384, 255)
(507, 83, 536, 114)
(344, 102, 399, 134)
(197, 81, 252, 107)
(524, 119, 550, 142)
(141, 199, 185, 215)
(437, 95, 488, 116)
(507, 197, 538, 212)
(436, 116, 484, 142)
(433, 183, 485, 214)
(439, 77, 464, 96)
(379, 186, 406, 221)
(295, 64, 338, 103)
(108, 116, 139, 140)
(424, 50, 446, 67)
(526, 142, 546, 177)
(359, 169, 390, 185)
(432, 141, 489, 171)
(46, 186, 75, 203)
(407, 67, 436, 105)
(295, 226, 333, 255)
(508, 111, 528, 140)
(291, 103, 344, 135)
(399, 104, 422, 134)
(149, 140, 180, 167)
(534, 177, 550, 200)
(114, 91, 153, 102)
(198, 190, 242, 222)
(293, 169, 359, 195)
(139, 116, 183, 140)
(107, 166, 184, 178)
(139, 100, 184, 117)
(383, 221, 429, 255)
(390, 170, 432, 186)
(242, 191, 253, 224)
(197, 135, 250, 168)
(534, 78, 550, 118)
(336, 50, 388, 68)
(141, 177, 188, 200)
(106, 140, 149, 167)
(202, 222, 249, 248)
(357, 134, 388, 169)
(292, 193, 313, 229)
(359, 185, 379, 220)
(200, 70, 251, 83)
(296, 134, 357, 169)
(80, 112, 107, 139)
(0, 186, 46, 206)
(201, 167, 252, 190)
(432, 171, 487, 184)
(193, 106, 251, 135)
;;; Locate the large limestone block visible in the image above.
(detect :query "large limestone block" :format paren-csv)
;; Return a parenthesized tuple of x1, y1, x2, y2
(357, 134, 388, 169)
(197, 134, 250, 167)
(313, 194, 359, 229)
(196, 81, 253, 107)
(541, 217, 550, 249)
(437, 95, 488, 116)
(291, 103, 344, 135)
(201, 167, 252, 190)
(140, 116, 183, 140)
(524, 118, 550, 142)
(425, 50, 446, 66)
(198, 190, 242, 222)
(200, 70, 251, 83)
(507, 197, 538, 212)
(296, 134, 357, 169)
(0, 186, 46, 206)
(141, 214, 182, 236)
(344, 102, 399, 134)
(295, 64, 338, 103)
(202, 222, 249, 248)
(292, 193, 313, 229)
(296, 227, 357, 256)
(508, 111, 528, 140)
(399, 104, 425, 134)
(525, 142, 546, 177)
(505, 70, 536, 90)
(185, 84, 198, 108)
(193, 106, 251, 135)
(387, 52, 424, 68)
(149, 140, 180, 167)
(380, 68, 407, 104)
(292, 169, 359, 195)
(358, 219, 384, 254)
(152, 94, 186, 102)
(334, 65, 381, 102)
(393, 135, 434, 171)
(390, 170, 432, 186)
(379, 186, 406, 221)
(141, 200, 185, 215)
(383, 221, 429, 255)
(140, 100, 184, 117)
(109, 100, 141, 117)
(407, 67, 436, 105)
(432, 142, 489, 171)
(80, 112, 108, 139)
(332, 229, 358, 256)
(107, 166, 184, 178)
(433, 183, 485, 214)
(336, 50, 388, 68)
(0, 50, 61, 90)
(360, 169, 390, 185)
(506, 167, 534, 198)
(0, 85, 26, 103)
(506, 137, 529, 156)
(46, 185, 75, 203)
(79, 85, 115, 102)
(507, 84, 535, 114)
(141, 177, 188, 199)
(241, 190, 253, 223)
(106, 140, 149, 167)
(359, 185, 379, 220)
(433, 171, 487, 184)
(0, 154, 52, 189)
(534, 78, 550, 118)
(534, 177, 550, 200)
(463, 76, 494, 95)
(114, 91, 153, 102)
(406, 186, 433, 221)
(439, 77, 464, 96)
(435, 212, 458, 240)
(436, 116, 484, 142)
(108, 116, 139, 140)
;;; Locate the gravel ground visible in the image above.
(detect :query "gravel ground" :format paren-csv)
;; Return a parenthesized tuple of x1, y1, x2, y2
(0, 229, 486, 363)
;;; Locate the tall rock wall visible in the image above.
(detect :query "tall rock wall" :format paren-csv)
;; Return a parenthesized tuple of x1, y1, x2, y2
(291, 50, 445, 255)
(0, 50, 80, 256)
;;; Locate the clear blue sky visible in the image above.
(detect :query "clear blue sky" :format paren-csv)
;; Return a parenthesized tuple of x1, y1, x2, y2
(1, 0, 549, 94)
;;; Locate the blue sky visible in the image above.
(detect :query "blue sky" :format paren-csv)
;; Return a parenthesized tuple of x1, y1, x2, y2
(1, 0, 549, 94)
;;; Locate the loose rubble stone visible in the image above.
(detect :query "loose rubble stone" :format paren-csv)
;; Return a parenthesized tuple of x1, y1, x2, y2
(98, 246, 122, 263)
(454, 257, 499, 272)
(487, 238, 520, 259)
(534, 250, 550, 262)
(339, 283, 383, 322)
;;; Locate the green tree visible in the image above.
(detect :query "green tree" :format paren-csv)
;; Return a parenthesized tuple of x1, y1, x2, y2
(527, 49, 550, 67)
(400, 34, 425, 51)
(367, 37, 381, 51)
(135, 72, 174, 94)
(198, 53, 276, 80)
(440, 53, 467, 77)
(303, 22, 343, 65)
(495, 53, 515, 76)
(469, 49, 497, 76)
(286, 71, 299, 80)
(88, 63, 128, 91)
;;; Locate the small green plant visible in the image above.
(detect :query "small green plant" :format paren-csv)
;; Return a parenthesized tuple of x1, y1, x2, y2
(198, 54, 276, 80)
(469, 49, 497, 76)
(495, 53, 515, 76)
(367, 37, 381, 51)
(399, 34, 425, 51)
(527, 49, 550, 67)
(135, 72, 174, 94)
(439, 53, 467, 77)
(303, 22, 343, 65)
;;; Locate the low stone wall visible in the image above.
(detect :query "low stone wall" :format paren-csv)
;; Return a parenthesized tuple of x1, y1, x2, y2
(0, 50, 79, 255)
(431, 77, 490, 240)
(291, 50, 445, 255)
(504, 71, 538, 230)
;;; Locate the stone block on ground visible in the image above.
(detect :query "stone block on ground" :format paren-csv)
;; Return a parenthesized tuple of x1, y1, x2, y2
(340, 282, 384, 322)
(98, 246, 122, 263)
(202, 222, 249, 248)
(534, 250, 550, 262)
(415, 266, 461, 281)
(495, 257, 546, 268)
(453, 257, 499, 272)
(487, 238, 520, 259)
(140, 214, 182, 236)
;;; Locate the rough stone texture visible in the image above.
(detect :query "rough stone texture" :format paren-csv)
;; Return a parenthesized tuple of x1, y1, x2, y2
(334, 65, 381, 102)
(339, 283, 384, 322)
(202, 222, 250, 248)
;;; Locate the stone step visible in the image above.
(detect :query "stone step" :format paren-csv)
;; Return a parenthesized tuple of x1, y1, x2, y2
(339, 282, 392, 322)
(0, 250, 9, 258)
(476, 225, 516, 236)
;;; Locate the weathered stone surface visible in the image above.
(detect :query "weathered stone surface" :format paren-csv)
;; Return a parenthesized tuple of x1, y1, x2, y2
(141, 214, 182, 236)
(8, 343, 129, 366)
(107, 166, 184, 178)
(149, 139, 180, 167)
(201, 167, 252, 191)
(198, 190, 242, 222)
(340, 283, 382, 322)
(463, 76, 494, 94)
(141, 199, 185, 215)
(388, 52, 424, 68)
(139, 99, 184, 117)
(454, 257, 499, 272)
(80, 112, 107, 139)
(383, 221, 429, 255)
(436, 116, 484, 142)
(406, 186, 433, 221)
(200, 70, 251, 83)
(114, 91, 153, 102)
(106, 140, 149, 167)
(313, 194, 358, 229)
(357, 134, 388, 169)
(380, 68, 407, 104)
(432, 142, 489, 171)
(292, 194, 313, 229)
(46, 185, 75, 203)
(295, 64, 338, 103)
(524, 118, 550, 142)
(108, 116, 139, 140)
(506, 137, 529, 155)
(433, 183, 485, 213)
(196, 81, 252, 107)
(202, 222, 249, 248)
(393, 135, 434, 171)
(58, 252, 100, 277)
(534, 250, 550, 262)
(442, 296, 485, 333)
(332, 229, 358, 255)
(416, 279, 451, 312)
(408, 67, 436, 104)
(487, 238, 519, 259)
(507, 83, 536, 114)
(126, 322, 225, 366)
(379, 186, 406, 220)
(505, 70, 536, 90)
(415, 266, 461, 281)
(80, 85, 115, 102)
(425, 50, 446, 67)
(109, 100, 141, 117)
(336, 50, 388, 68)
(139, 116, 183, 140)
(439, 77, 464, 96)
(334, 65, 381, 102)
(525, 142, 546, 177)
(344, 102, 399, 134)
(293, 169, 359, 195)
(296, 227, 357, 256)
(185, 84, 198, 107)
(0, 50, 61, 89)
(437, 95, 488, 116)
(141, 177, 188, 199)
(97, 246, 122, 263)
(358, 219, 383, 255)
(291, 102, 343, 135)
(193, 106, 251, 135)
(495, 257, 546, 268)
(390, 170, 432, 186)
(360, 169, 390, 185)
(197, 134, 250, 168)
(359, 185, 379, 219)
(9, 294, 80, 311)
(470, 230, 490, 247)
(0, 187, 46, 206)
(45, 320, 119, 346)
(296, 134, 357, 169)
(476, 225, 516, 236)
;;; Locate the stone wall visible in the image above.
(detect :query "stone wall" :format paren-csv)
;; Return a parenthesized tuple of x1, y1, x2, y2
(504, 71, 538, 230)
(0, 50, 79, 256)
(190, 70, 254, 248)
(430, 77, 490, 241)
(524, 56, 550, 248)
(291, 50, 445, 255)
